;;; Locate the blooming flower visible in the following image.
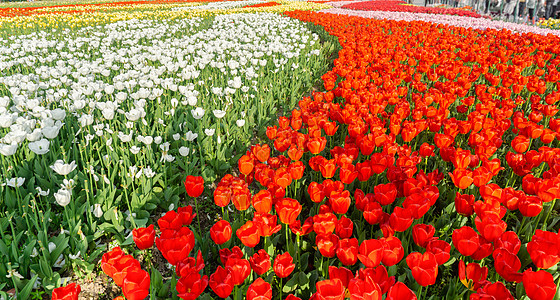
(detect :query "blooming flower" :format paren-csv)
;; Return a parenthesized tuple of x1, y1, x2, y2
(50, 160, 77, 176)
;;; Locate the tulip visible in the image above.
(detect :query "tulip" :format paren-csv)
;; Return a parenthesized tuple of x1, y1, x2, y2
(452, 226, 479, 257)
(52, 283, 81, 300)
(336, 238, 359, 266)
(386, 282, 417, 300)
(247, 278, 272, 300)
(315, 279, 345, 300)
(225, 258, 251, 285)
(176, 272, 208, 300)
(412, 224, 435, 248)
(406, 252, 438, 286)
(236, 220, 260, 248)
(209, 266, 234, 298)
(522, 269, 556, 300)
(184, 175, 204, 197)
(122, 268, 150, 300)
(250, 249, 271, 275)
(273, 252, 295, 278)
(132, 224, 155, 250)
(275, 198, 302, 225)
(210, 220, 232, 245)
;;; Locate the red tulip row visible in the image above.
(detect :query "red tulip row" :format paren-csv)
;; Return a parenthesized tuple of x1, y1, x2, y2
(243, 1, 281, 8)
(341, 0, 483, 18)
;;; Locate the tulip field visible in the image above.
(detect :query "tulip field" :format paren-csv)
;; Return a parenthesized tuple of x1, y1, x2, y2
(2, 0, 560, 299)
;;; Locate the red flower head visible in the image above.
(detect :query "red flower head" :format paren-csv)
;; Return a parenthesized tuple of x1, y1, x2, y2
(336, 238, 359, 266)
(374, 183, 397, 206)
(210, 220, 232, 245)
(329, 190, 351, 214)
(219, 246, 243, 266)
(454, 192, 474, 216)
(176, 272, 208, 300)
(412, 224, 435, 248)
(238, 155, 255, 175)
(236, 220, 260, 248)
(389, 207, 413, 232)
(253, 190, 273, 214)
(319, 158, 338, 179)
(100, 247, 125, 279)
(247, 278, 272, 300)
(250, 249, 271, 275)
(527, 229, 560, 269)
(348, 277, 382, 300)
(226, 258, 251, 286)
(253, 213, 282, 237)
(328, 266, 353, 288)
(273, 252, 295, 278)
(132, 224, 155, 250)
(470, 282, 513, 300)
(317, 233, 339, 258)
(52, 283, 81, 300)
(313, 212, 337, 237)
(357, 239, 384, 268)
(209, 266, 234, 298)
(494, 231, 521, 254)
(107, 255, 141, 287)
(336, 216, 353, 239)
(449, 168, 473, 190)
(493, 249, 522, 282)
(386, 282, 417, 300)
(452, 226, 479, 257)
(156, 227, 195, 266)
(184, 175, 204, 198)
(522, 269, 556, 300)
(176, 250, 205, 277)
(458, 260, 488, 291)
(289, 161, 305, 180)
(214, 186, 232, 207)
(406, 251, 438, 287)
(315, 279, 345, 300)
(308, 182, 324, 203)
(122, 268, 150, 300)
(380, 236, 404, 266)
(426, 239, 451, 265)
(275, 198, 302, 225)
(252, 144, 271, 163)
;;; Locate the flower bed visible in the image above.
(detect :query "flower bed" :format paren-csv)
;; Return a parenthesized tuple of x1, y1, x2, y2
(51, 7, 560, 300)
(341, 0, 483, 18)
(0, 10, 341, 297)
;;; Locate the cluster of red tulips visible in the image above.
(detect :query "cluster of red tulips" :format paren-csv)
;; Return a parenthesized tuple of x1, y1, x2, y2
(341, 0, 483, 17)
(100, 247, 151, 300)
(54, 8, 560, 300)
(243, 1, 281, 8)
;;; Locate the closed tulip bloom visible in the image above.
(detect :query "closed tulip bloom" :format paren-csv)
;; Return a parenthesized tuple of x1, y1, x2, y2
(317, 233, 339, 258)
(412, 224, 435, 248)
(406, 252, 438, 286)
(209, 266, 234, 298)
(184, 175, 204, 197)
(176, 272, 208, 300)
(132, 224, 155, 250)
(210, 220, 232, 245)
(247, 278, 272, 300)
(275, 198, 302, 225)
(336, 238, 359, 266)
(156, 227, 195, 266)
(236, 220, 260, 248)
(122, 268, 150, 300)
(225, 258, 251, 285)
(452, 226, 479, 257)
(52, 283, 81, 300)
(315, 279, 345, 300)
(273, 252, 295, 278)
(386, 282, 417, 300)
(522, 269, 556, 300)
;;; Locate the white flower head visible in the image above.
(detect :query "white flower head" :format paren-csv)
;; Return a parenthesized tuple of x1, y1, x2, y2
(191, 107, 205, 120)
(236, 119, 246, 127)
(130, 146, 141, 154)
(36, 186, 50, 196)
(185, 131, 198, 142)
(54, 188, 72, 207)
(28, 139, 50, 155)
(4, 177, 25, 188)
(213, 109, 227, 119)
(205, 129, 215, 136)
(179, 146, 190, 156)
(50, 160, 77, 176)
(91, 204, 103, 218)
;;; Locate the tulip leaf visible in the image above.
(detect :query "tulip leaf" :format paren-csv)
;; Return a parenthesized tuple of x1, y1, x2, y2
(283, 276, 298, 293)
(300, 252, 310, 271)
(297, 271, 309, 287)
(16, 274, 37, 300)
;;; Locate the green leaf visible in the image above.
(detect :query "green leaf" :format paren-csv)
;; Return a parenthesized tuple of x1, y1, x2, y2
(282, 276, 298, 293)
(16, 274, 38, 299)
(300, 252, 310, 271)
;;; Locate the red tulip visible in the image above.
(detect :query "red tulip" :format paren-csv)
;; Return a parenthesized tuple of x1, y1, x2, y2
(225, 258, 251, 285)
(386, 282, 417, 300)
(454, 192, 474, 216)
(348, 277, 382, 300)
(156, 227, 195, 266)
(315, 279, 345, 300)
(493, 249, 522, 282)
(313, 212, 337, 236)
(219, 246, 244, 265)
(374, 183, 397, 205)
(317, 233, 339, 258)
(214, 186, 232, 207)
(100, 247, 125, 279)
(250, 249, 271, 275)
(238, 155, 255, 175)
(522, 269, 556, 300)
(527, 229, 560, 269)
(335, 215, 353, 239)
(458, 260, 488, 291)
(132, 224, 155, 250)
(357, 239, 384, 268)
(389, 207, 413, 232)
(247, 278, 272, 300)
(209, 266, 234, 298)
(252, 144, 271, 163)
(319, 158, 338, 179)
(236, 220, 260, 248)
(406, 252, 438, 287)
(328, 266, 353, 288)
(452, 226, 479, 256)
(122, 268, 150, 300)
(210, 220, 232, 245)
(329, 190, 351, 214)
(426, 239, 451, 265)
(336, 238, 359, 266)
(470, 281, 513, 300)
(412, 224, 435, 248)
(176, 250, 205, 277)
(184, 175, 204, 197)
(273, 252, 295, 278)
(176, 272, 208, 300)
(52, 283, 81, 300)
(380, 236, 404, 266)
(275, 198, 302, 225)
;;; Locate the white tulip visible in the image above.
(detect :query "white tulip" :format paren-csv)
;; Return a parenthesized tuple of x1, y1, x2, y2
(236, 119, 246, 127)
(51, 108, 66, 120)
(0, 143, 17, 156)
(91, 204, 103, 218)
(50, 160, 77, 176)
(185, 131, 198, 142)
(54, 188, 72, 207)
(130, 146, 141, 154)
(4, 177, 25, 188)
(179, 146, 190, 156)
(191, 107, 205, 119)
(28, 139, 50, 155)
(205, 128, 215, 136)
(213, 110, 227, 119)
